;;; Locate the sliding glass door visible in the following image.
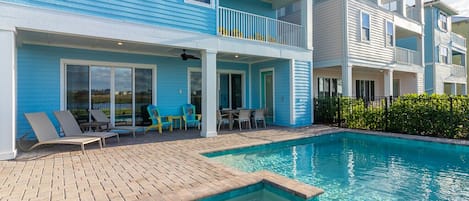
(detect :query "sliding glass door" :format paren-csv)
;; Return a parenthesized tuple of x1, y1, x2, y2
(218, 73, 243, 109)
(66, 64, 153, 127)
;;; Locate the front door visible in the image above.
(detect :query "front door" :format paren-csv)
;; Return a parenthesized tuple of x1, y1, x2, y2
(261, 70, 274, 124)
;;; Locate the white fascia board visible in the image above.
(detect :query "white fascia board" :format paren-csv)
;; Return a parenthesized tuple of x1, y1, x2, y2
(0, 2, 312, 61)
(394, 15, 423, 35)
(217, 38, 312, 61)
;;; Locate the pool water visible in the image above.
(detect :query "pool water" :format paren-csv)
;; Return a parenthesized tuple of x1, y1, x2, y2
(206, 132, 469, 201)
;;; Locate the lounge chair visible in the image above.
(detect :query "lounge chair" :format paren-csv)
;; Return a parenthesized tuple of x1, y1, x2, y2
(54, 110, 119, 146)
(89, 109, 142, 138)
(182, 104, 201, 130)
(145, 105, 173, 134)
(24, 112, 102, 153)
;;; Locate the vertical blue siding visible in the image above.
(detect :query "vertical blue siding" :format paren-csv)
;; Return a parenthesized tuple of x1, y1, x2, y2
(2, 0, 217, 34)
(424, 64, 434, 93)
(252, 59, 291, 126)
(424, 7, 435, 63)
(293, 60, 312, 127)
(220, 0, 276, 18)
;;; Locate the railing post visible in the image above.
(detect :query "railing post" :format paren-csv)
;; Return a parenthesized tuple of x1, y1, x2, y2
(337, 96, 341, 127)
(265, 17, 268, 42)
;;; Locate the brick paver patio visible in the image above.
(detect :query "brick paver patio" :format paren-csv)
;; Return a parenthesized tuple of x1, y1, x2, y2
(0, 126, 337, 201)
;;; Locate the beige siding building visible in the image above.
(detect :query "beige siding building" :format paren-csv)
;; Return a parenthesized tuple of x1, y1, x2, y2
(452, 17, 469, 94)
(313, 0, 425, 98)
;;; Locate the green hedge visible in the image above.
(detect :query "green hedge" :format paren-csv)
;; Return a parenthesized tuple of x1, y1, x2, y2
(317, 94, 469, 139)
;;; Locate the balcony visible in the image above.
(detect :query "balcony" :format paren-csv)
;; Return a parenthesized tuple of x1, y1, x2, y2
(395, 47, 421, 66)
(451, 64, 466, 77)
(451, 32, 467, 50)
(218, 7, 304, 48)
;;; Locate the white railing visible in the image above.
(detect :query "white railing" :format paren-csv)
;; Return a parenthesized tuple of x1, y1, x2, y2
(218, 7, 304, 48)
(406, 6, 420, 22)
(451, 32, 466, 48)
(395, 47, 421, 65)
(451, 64, 466, 77)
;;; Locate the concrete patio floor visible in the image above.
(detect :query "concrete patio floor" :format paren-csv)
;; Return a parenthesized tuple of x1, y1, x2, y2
(0, 126, 338, 201)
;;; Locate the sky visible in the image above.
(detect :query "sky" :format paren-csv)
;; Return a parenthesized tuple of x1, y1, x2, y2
(442, 0, 469, 16)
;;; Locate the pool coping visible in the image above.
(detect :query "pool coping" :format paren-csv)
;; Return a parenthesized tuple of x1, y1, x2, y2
(159, 171, 324, 200)
(189, 128, 469, 201)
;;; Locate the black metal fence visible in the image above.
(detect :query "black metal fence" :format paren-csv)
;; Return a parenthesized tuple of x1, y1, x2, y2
(314, 95, 469, 139)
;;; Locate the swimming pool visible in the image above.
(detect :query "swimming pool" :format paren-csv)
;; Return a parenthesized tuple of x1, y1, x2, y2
(205, 132, 469, 200)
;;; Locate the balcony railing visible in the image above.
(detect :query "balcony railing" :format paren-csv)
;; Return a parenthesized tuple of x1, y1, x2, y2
(451, 32, 467, 49)
(395, 47, 421, 65)
(406, 6, 420, 22)
(451, 64, 466, 77)
(218, 7, 304, 48)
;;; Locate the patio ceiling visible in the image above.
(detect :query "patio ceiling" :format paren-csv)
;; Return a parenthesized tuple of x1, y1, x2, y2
(16, 30, 275, 63)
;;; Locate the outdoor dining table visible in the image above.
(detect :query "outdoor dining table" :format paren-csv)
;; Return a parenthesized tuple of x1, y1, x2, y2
(221, 109, 253, 130)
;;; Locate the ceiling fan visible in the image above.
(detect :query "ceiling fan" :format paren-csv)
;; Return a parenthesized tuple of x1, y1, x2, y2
(181, 49, 200, 60)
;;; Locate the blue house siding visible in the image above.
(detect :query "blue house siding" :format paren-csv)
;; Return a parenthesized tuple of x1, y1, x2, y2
(252, 59, 291, 126)
(220, 0, 276, 18)
(293, 60, 311, 126)
(396, 37, 418, 51)
(2, 0, 216, 34)
(424, 7, 435, 63)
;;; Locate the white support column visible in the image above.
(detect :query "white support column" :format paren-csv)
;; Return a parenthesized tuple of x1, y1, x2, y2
(384, 69, 394, 97)
(342, 65, 353, 96)
(201, 49, 217, 137)
(301, 0, 313, 50)
(0, 29, 17, 160)
(416, 72, 425, 94)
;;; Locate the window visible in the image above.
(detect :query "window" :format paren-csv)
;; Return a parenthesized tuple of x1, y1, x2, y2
(439, 46, 448, 64)
(318, 77, 342, 97)
(356, 80, 375, 100)
(386, 21, 394, 47)
(184, 0, 213, 8)
(438, 12, 448, 31)
(361, 12, 371, 41)
(380, 0, 397, 11)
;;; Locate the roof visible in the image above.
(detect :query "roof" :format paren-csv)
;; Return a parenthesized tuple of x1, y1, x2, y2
(453, 16, 469, 23)
(424, 0, 459, 16)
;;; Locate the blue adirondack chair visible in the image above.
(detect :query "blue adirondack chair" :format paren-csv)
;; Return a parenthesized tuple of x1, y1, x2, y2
(145, 105, 173, 134)
(182, 104, 201, 130)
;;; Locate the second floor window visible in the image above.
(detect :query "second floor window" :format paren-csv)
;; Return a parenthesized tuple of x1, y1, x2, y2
(439, 46, 449, 64)
(361, 12, 371, 41)
(438, 12, 448, 31)
(185, 0, 212, 8)
(386, 21, 394, 47)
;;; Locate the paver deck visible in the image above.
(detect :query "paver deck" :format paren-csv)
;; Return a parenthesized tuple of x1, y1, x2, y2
(1, 126, 338, 201)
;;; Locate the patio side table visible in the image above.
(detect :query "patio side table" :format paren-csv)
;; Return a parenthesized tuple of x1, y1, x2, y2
(170, 115, 182, 130)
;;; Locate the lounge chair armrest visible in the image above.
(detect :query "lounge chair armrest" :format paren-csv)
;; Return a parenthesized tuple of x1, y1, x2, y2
(196, 114, 202, 120)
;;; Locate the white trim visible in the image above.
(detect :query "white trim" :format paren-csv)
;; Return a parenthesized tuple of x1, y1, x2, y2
(290, 59, 295, 126)
(259, 68, 275, 123)
(60, 59, 156, 126)
(184, 0, 215, 9)
(360, 10, 371, 42)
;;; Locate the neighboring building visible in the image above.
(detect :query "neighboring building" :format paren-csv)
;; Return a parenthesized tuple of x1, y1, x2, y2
(313, 0, 425, 99)
(0, 0, 314, 160)
(452, 17, 469, 93)
(424, 0, 467, 95)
